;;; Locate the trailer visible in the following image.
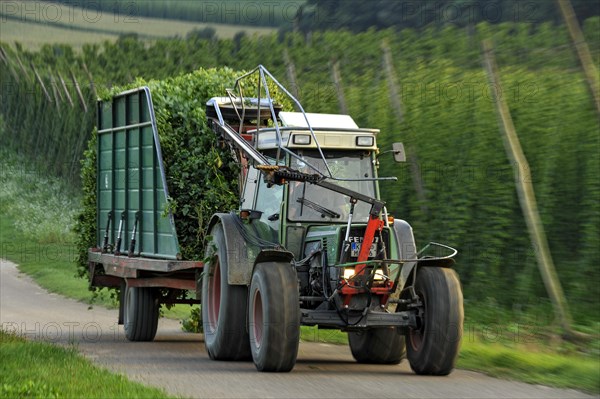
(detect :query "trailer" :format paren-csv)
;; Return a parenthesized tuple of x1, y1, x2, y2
(89, 66, 463, 373)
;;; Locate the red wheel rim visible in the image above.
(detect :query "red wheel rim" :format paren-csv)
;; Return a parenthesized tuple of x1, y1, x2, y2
(252, 289, 263, 349)
(409, 327, 423, 350)
(207, 259, 221, 332)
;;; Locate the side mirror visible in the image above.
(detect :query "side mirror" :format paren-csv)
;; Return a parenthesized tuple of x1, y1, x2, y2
(392, 142, 406, 163)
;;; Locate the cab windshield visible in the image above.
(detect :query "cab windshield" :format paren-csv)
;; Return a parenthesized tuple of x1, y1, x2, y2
(288, 150, 376, 222)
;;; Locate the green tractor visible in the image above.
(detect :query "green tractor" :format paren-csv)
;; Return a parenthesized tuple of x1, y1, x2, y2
(202, 66, 463, 373)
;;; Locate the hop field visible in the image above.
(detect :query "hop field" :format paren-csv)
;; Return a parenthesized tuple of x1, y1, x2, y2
(0, 150, 79, 244)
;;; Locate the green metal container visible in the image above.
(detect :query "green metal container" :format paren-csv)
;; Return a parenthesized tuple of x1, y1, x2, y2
(96, 87, 180, 259)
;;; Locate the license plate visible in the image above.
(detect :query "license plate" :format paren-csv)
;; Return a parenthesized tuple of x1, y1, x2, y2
(350, 237, 378, 258)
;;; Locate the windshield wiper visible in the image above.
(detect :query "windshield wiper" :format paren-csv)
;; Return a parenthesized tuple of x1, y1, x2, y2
(296, 197, 340, 219)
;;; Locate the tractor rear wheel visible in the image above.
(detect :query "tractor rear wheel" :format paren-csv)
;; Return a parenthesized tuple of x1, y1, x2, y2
(123, 286, 159, 342)
(348, 328, 406, 364)
(202, 223, 251, 360)
(406, 267, 463, 375)
(248, 262, 300, 372)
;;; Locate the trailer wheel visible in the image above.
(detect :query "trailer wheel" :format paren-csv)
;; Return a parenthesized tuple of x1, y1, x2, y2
(348, 328, 406, 364)
(123, 286, 159, 342)
(248, 262, 300, 372)
(202, 223, 251, 360)
(406, 267, 463, 375)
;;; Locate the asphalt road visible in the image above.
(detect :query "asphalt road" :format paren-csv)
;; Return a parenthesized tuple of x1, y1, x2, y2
(0, 259, 594, 399)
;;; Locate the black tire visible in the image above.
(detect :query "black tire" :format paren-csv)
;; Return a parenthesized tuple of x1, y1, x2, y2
(406, 267, 463, 375)
(202, 223, 251, 360)
(348, 328, 406, 364)
(123, 286, 159, 342)
(248, 262, 300, 372)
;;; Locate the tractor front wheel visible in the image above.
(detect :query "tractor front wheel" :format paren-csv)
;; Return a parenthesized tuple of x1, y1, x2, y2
(248, 262, 300, 372)
(406, 267, 463, 375)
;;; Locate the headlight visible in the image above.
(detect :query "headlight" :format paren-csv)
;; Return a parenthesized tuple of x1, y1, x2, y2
(343, 268, 354, 280)
(356, 136, 374, 147)
(293, 134, 311, 145)
(343, 267, 385, 280)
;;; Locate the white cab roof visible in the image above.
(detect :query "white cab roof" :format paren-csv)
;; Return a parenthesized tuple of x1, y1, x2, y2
(279, 112, 359, 129)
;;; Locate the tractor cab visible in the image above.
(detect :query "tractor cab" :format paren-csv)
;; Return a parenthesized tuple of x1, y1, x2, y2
(260, 111, 378, 225)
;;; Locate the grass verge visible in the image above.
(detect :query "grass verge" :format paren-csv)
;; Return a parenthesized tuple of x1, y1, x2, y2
(299, 323, 599, 394)
(0, 330, 172, 398)
(0, 213, 105, 304)
(459, 337, 599, 393)
(0, 151, 196, 318)
(0, 211, 196, 321)
(0, 150, 105, 303)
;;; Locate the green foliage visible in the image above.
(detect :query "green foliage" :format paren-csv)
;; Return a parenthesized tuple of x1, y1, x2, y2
(1, 380, 60, 399)
(145, 68, 240, 260)
(295, 0, 600, 33)
(181, 306, 202, 333)
(73, 129, 98, 277)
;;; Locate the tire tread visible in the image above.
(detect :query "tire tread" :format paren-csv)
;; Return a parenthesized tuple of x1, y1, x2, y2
(406, 267, 463, 375)
(124, 287, 159, 342)
(249, 262, 300, 372)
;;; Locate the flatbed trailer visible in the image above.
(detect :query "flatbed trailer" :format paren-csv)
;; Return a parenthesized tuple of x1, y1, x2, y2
(88, 250, 201, 291)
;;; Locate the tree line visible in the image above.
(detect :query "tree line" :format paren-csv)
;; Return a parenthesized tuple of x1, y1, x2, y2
(294, 0, 600, 33)
(45, 0, 600, 32)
